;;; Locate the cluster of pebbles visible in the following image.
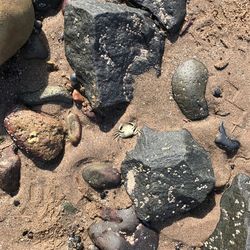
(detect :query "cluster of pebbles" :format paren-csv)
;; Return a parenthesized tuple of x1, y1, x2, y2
(0, 0, 248, 250)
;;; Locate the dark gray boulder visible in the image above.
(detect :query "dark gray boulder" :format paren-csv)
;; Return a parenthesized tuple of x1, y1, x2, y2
(89, 207, 159, 250)
(64, 0, 165, 111)
(128, 0, 187, 32)
(203, 174, 250, 250)
(172, 59, 209, 120)
(121, 127, 215, 227)
(33, 0, 62, 12)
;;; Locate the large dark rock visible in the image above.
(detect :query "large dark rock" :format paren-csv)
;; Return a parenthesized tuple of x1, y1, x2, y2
(0, 147, 21, 196)
(121, 127, 215, 227)
(64, 0, 165, 111)
(89, 207, 159, 250)
(172, 59, 209, 120)
(33, 0, 62, 12)
(128, 0, 187, 32)
(203, 174, 250, 250)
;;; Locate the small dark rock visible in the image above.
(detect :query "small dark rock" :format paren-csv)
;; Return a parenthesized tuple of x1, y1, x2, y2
(128, 0, 187, 32)
(34, 20, 43, 33)
(33, 0, 62, 12)
(89, 207, 159, 250)
(23, 33, 48, 60)
(4, 107, 65, 162)
(27, 231, 34, 239)
(215, 122, 240, 156)
(172, 59, 209, 120)
(64, 0, 165, 111)
(70, 73, 78, 88)
(121, 127, 215, 228)
(82, 162, 121, 191)
(203, 174, 250, 250)
(62, 201, 78, 214)
(13, 200, 21, 206)
(0, 147, 21, 196)
(213, 86, 222, 98)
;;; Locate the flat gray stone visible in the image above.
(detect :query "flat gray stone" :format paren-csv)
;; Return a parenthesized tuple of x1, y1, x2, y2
(203, 174, 250, 250)
(64, 0, 164, 111)
(172, 59, 209, 120)
(121, 127, 215, 227)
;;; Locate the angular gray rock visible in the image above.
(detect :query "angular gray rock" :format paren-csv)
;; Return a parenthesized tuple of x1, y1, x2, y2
(203, 174, 250, 250)
(89, 207, 159, 250)
(121, 127, 215, 227)
(64, 0, 165, 111)
(128, 0, 187, 32)
(172, 59, 209, 120)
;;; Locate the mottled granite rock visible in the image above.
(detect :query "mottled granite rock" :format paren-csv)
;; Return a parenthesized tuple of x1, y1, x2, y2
(4, 107, 65, 161)
(128, 0, 187, 32)
(0, 0, 34, 65)
(203, 174, 250, 250)
(172, 59, 209, 120)
(121, 127, 215, 227)
(64, 0, 164, 111)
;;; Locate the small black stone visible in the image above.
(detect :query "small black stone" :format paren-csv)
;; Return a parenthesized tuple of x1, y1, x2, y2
(215, 122, 240, 156)
(27, 231, 34, 239)
(13, 200, 20, 206)
(70, 73, 78, 88)
(34, 20, 43, 32)
(213, 86, 222, 98)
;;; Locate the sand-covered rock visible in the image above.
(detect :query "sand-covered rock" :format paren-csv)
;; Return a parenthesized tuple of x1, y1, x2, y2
(0, 0, 34, 65)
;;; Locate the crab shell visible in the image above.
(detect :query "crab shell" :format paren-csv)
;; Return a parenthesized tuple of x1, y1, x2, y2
(114, 122, 141, 139)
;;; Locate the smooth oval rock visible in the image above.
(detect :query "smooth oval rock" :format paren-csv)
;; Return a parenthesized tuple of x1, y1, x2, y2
(4, 107, 65, 161)
(172, 59, 209, 120)
(66, 113, 81, 146)
(0, 0, 35, 65)
(82, 162, 121, 191)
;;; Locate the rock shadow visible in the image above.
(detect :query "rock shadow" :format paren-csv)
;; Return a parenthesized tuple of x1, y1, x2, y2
(94, 103, 129, 132)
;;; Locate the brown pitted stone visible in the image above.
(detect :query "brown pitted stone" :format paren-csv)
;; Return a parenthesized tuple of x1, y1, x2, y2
(4, 107, 65, 161)
(0, 147, 21, 196)
(0, 0, 35, 65)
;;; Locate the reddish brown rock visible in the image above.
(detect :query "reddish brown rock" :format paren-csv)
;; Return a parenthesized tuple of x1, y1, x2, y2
(0, 147, 21, 196)
(4, 107, 65, 161)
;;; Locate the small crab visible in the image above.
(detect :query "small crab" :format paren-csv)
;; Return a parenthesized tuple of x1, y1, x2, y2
(114, 122, 141, 139)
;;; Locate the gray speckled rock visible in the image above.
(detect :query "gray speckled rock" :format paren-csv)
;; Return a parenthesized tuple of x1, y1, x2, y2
(64, 0, 164, 111)
(89, 207, 159, 250)
(203, 174, 250, 250)
(172, 59, 209, 120)
(121, 127, 215, 227)
(128, 0, 187, 32)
